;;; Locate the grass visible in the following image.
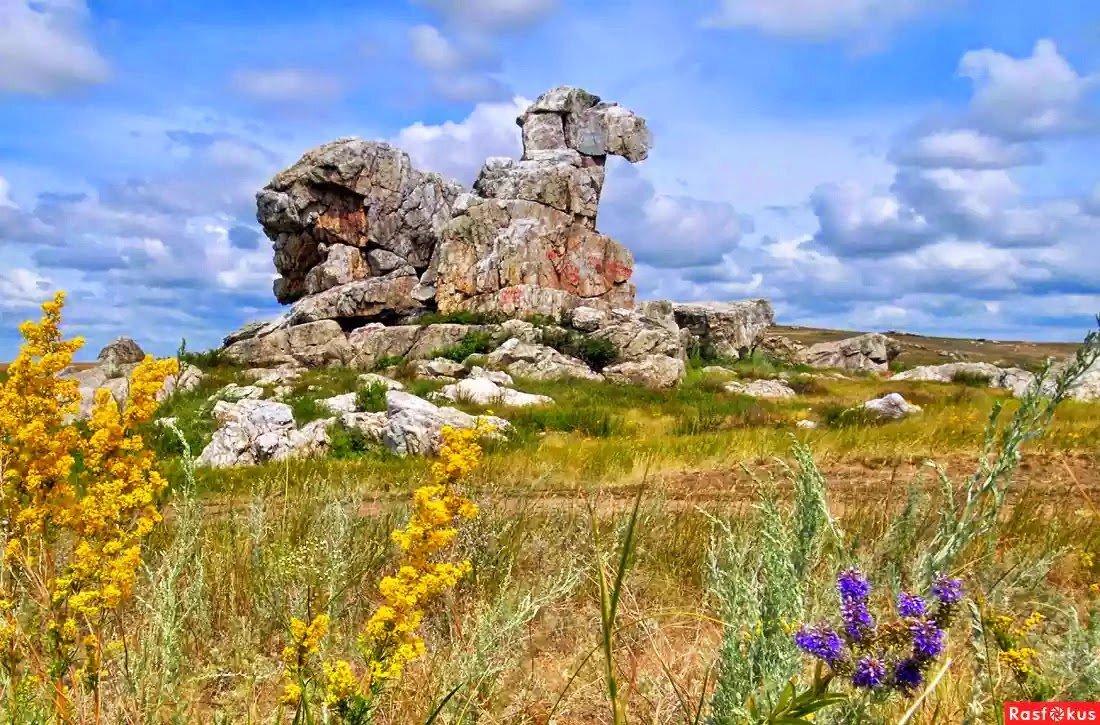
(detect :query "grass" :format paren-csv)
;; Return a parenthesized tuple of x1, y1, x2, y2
(431, 330, 498, 362)
(540, 327, 619, 370)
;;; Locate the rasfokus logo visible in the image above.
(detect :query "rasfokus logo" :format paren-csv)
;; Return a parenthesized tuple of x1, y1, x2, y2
(1005, 703, 1100, 723)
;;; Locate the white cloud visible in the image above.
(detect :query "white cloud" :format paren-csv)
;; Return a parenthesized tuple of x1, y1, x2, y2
(393, 97, 527, 183)
(408, 25, 466, 72)
(0, 268, 51, 309)
(704, 0, 948, 41)
(892, 129, 1041, 169)
(0, 176, 16, 208)
(231, 68, 345, 103)
(0, 0, 109, 95)
(958, 39, 1099, 138)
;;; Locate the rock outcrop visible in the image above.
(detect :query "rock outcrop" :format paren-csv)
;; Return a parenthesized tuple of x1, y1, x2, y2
(672, 300, 774, 360)
(603, 354, 685, 389)
(724, 379, 797, 399)
(892, 362, 1035, 397)
(799, 333, 900, 373)
(257, 138, 463, 309)
(434, 86, 650, 318)
(484, 338, 602, 381)
(383, 391, 509, 456)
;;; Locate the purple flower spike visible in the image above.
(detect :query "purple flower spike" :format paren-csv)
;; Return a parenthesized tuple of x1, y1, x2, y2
(894, 659, 924, 691)
(793, 624, 844, 664)
(910, 619, 945, 660)
(851, 656, 887, 689)
(838, 568, 871, 602)
(841, 598, 874, 642)
(897, 591, 926, 618)
(931, 575, 964, 605)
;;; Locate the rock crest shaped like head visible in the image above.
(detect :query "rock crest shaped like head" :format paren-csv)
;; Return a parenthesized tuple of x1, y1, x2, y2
(517, 86, 651, 162)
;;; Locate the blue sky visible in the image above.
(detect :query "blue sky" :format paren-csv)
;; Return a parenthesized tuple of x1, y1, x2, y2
(2, 0, 1099, 359)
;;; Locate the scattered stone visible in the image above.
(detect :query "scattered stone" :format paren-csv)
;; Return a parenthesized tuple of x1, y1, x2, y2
(603, 354, 685, 389)
(244, 366, 304, 387)
(210, 384, 264, 403)
(97, 337, 145, 369)
(799, 333, 900, 373)
(356, 373, 405, 390)
(671, 300, 775, 360)
(723, 379, 797, 399)
(197, 399, 315, 468)
(338, 412, 388, 441)
(412, 357, 466, 380)
(432, 377, 553, 407)
(158, 364, 206, 401)
(318, 392, 359, 415)
(468, 366, 514, 386)
(383, 391, 510, 456)
(862, 393, 922, 420)
(485, 338, 601, 381)
(892, 362, 1035, 396)
(796, 419, 818, 430)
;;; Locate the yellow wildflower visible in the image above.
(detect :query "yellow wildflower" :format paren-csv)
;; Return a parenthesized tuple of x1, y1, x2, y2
(1000, 647, 1038, 678)
(323, 659, 360, 706)
(1014, 611, 1045, 636)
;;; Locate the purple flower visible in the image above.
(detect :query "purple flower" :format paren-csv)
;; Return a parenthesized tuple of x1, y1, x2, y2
(838, 568, 871, 602)
(841, 598, 874, 642)
(931, 575, 963, 605)
(793, 624, 844, 664)
(897, 592, 926, 618)
(894, 659, 924, 691)
(910, 620, 945, 660)
(851, 656, 887, 689)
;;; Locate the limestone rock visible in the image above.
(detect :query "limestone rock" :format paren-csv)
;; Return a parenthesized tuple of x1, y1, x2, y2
(244, 366, 305, 387)
(383, 391, 509, 456)
(338, 412, 388, 442)
(862, 393, 922, 420)
(432, 377, 553, 407)
(603, 354, 685, 389)
(158, 364, 205, 401)
(345, 324, 493, 370)
(672, 300, 775, 360)
(210, 384, 264, 402)
(724, 379, 797, 399)
(319, 393, 359, 415)
(257, 138, 463, 305)
(436, 199, 635, 317)
(197, 399, 297, 467)
(485, 338, 601, 381)
(576, 304, 686, 362)
(799, 333, 901, 373)
(97, 337, 145, 368)
(283, 275, 422, 327)
(303, 244, 371, 295)
(796, 419, 818, 430)
(758, 335, 805, 364)
(356, 373, 404, 390)
(223, 321, 350, 368)
(412, 357, 466, 380)
(468, 366, 514, 386)
(892, 362, 1036, 396)
(474, 151, 604, 221)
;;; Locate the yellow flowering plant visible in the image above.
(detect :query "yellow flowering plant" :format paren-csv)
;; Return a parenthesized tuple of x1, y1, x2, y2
(0, 293, 177, 721)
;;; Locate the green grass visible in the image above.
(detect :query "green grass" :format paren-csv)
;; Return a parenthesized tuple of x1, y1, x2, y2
(952, 369, 994, 387)
(373, 354, 405, 371)
(355, 382, 389, 413)
(539, 328, 618, 370)
(431, 330, 498, 362)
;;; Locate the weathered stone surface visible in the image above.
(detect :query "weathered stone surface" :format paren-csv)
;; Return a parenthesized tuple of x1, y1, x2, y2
(797, 419, 818, 430)
(603, 354, 685, 389)
(1068, 361, 1100, 401)
(436, 199, 635, 317)
(485, 338, 601, 381)
(468, 366, 514, 386)
(210, 384, 264, 402)
(159, 364, 205, 401)
(520, 112, 566, 155)
(258, 138, 463, 304)
(383, 391, 509, 456)
(758, 335, 805, 364)
(432, 378, 553, 407)
(283, 275, 421, 326)
(577, 304, 687, 362)
(357, 373, 404, 390)
(223, 320, 350, 368)
(474, 151, 604, 221)
(338, 412, 388, 441)
(892, 362, 1035, 396)
(97, 337, 145, 367)
(319, 392, 359, 415)
(411, 358, 465, 380)
(197, 399, 298, 468)
(799, 333, 901, 373)
(862, 393, 922, 420)
(244, 366, 305, 387)
(672, 300, 775, 360)
(724, 379, 797, 399)
(345, 324, 491, 370)
(564, 103, 651, 162)
(303, 244, 371, 295)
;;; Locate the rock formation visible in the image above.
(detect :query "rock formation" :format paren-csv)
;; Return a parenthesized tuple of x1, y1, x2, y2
(434, 86, 650, 317)
(799, 333, 900, 373)
(672, 300, 775, 360)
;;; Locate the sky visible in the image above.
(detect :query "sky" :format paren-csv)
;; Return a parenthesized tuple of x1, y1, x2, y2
(1, 0, 1099, 359)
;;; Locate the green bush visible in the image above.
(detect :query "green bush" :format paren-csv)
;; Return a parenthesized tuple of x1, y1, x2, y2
(327, 422, 389, 459)
(952, 369, 993, 387)
(540, 328, 619, 371)
(819, 403, 881, 428)
(432, 330, 498, 362)
(355, 383, 389, 412)
(372, 354, 405, 371)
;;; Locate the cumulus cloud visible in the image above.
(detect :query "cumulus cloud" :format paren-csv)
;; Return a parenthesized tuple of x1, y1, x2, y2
(0, 0, 110, 95)
(891, 129, 1041, 169)
(405, 24, 509, 102)
(0, 268, 52, 310)
(958, 39, 1099, 138)
(704, 0, 948, 42)
(231, 68, 345, 104)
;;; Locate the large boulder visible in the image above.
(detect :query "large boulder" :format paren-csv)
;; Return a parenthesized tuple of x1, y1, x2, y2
(485, 338, 601, 381)
(383, 391, 509, 456)
(862, 393, 922, 420)
(724, 379, 797, 399)
(97, 337, 145, 369)
(257, 138, 463, 306)
(672, 300, 775, 360)
(196, 399, 325, 468)
(222, 320, 350, 368)
(571, 302, 688, 362)
(799, 333, 900, 373)
(603, 354, 685, 389)
(892, 362, 1036, 396)
(344, 323, 493, 370)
